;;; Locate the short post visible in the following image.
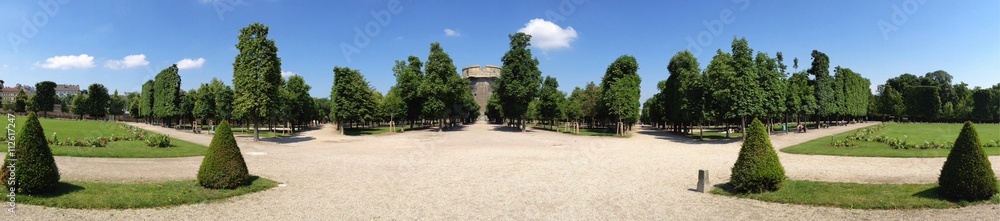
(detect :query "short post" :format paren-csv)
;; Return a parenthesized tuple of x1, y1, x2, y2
(696, 170, 709, 193)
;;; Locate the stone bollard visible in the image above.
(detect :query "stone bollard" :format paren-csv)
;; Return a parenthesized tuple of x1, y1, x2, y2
(696, 170, 709, 193)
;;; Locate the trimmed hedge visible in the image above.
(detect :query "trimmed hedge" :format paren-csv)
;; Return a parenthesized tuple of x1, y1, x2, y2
(938, 121, 998, 201)
(1, 113, 60, 194)
(730, 118, 786, 193)
(197, 120, 250, 189)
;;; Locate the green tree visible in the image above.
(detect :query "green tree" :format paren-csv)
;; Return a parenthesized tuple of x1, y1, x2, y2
(971, 88, 1000, 122)
(193, 83, 216, 125)
(485, 93, 503, 124)
(33, 81, 57, 116)
(729, 38, 766, 132)
(938, 122, 998, 201)
(705, 50, 737, 137)
(71, 92, 87, 119)
(600, 55, 641, 136)
(787, 71, 817, 124)
(13, 88, 27, 113)
(380, 86, 406, 125)
(418, 43, 463, 131)
(232, 23, 283, 141)
(537, 76, 564, 129)
(809, 50, 836, 123)
(108, 90, 126, 120)
(393, 56, 425, 128)
(153, 65, 182, 126)
(664, 50, 701, 133)
(284, 75, 316, 132)
(85, 83, 110, 119)
(495, 33, 543, 131)
(140, 80, 155, 122)
(197, 120, 251, 189)
(904, 86, 940, 121)
(214, 82, 235, 122)
(877, 85, 906, 120)
(1, 113, 60, 194)
(756, 52, 786, 130)
(330, 67, 373, 133)
(729, 118, 786, 193)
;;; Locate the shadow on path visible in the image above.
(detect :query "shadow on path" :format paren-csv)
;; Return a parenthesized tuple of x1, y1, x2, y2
(636, 127, 742, 145)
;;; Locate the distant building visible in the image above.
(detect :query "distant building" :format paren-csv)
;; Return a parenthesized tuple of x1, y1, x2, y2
(0, 83, 35, 102)
(54, 84, 81, 97)
(462, 65, 501, 119)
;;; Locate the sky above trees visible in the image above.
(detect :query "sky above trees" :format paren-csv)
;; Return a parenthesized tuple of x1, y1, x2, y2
(0, 0, 997, 102)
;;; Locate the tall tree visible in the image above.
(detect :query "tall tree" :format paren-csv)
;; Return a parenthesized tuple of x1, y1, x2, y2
(284, 75, 316, 132)
(537, 76, 564, 128)
(232, 23, 283, 141)
(108, 90, 126, 120)
(664, 50, 701, 133)
(85, 83, 110, 119)
(213, 81, 235, 122)
(13, 88, 28, 113)
(153, 65, 182, 126)
(600, 55, 641, 136)
(418, 43, 464, 130)
(730, 38, 765, 134)
(140, 80, 155, 122)
(193, 83, 217, 126)
(877, 85, 906, 120)
(33, 81, 57, 117)
(755, 51, 786, 130)
(787, 71, 817, 124)
(393, 56, 425, 128)
(495, 33, 543, 131)
(70, 92, 87, 119)
(904, 86, 941, 121)
(705, 49, 737, 137)
(330, 67, 373, 133)
(808, 50, 835, 124)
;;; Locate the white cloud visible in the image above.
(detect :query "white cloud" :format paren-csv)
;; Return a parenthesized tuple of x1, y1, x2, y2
(176, 58, 206, 70)
(105, 54, 149, 69)
(444, 28, 461, 37)
(36, 54, 97, 69)
(516, 19, 579, 52)
(281, 71, 297, 77)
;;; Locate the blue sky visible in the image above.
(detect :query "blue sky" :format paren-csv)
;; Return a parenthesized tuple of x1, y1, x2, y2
(1, 0, 997, 102)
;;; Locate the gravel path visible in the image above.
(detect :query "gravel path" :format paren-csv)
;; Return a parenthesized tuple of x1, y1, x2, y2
(7, 122, 1000, 220)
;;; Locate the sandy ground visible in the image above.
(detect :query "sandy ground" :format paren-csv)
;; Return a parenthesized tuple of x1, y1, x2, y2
(5, 121, 1000, 220)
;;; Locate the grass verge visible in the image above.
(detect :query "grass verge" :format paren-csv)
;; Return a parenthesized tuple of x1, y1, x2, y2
(711, 180, 1000, 209)
(782, 123, 1000, 158)
(6, 176, 278, 209)
(0, 117, 208, 158)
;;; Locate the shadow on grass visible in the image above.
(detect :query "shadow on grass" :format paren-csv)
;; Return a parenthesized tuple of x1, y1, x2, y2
(636, 127, 742, 145)
(22, 182, 85, 198)
(261, 136, 316, 144)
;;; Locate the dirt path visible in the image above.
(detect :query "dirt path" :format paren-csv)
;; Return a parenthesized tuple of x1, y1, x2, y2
(10, 121, 999, 220)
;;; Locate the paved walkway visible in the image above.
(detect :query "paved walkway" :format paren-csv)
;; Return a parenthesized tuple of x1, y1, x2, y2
(9, 121, 999, 220)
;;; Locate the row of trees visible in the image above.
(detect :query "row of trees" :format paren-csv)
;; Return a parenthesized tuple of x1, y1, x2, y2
(2, 81, 127, 121)
(330, 43, 480, 134)
(874, 71, 1000, 122)
(483, 33, 642, 136)
(643, 37, 873, 137)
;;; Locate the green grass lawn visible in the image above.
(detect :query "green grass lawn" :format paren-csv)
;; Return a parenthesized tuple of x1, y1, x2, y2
(782, 123, 1000, 158)
(342, 125, 427, 136)
(6, 176, 277, 209)
(1, 117, 208, 158)
(712, 180, 1000, 209)
(531, 124, 621, 137)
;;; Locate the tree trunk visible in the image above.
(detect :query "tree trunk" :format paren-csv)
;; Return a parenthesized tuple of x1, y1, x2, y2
(252, 116, 260, 141)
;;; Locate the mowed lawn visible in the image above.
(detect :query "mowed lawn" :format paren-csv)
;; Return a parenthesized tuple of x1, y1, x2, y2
(782, 123, 1000, 158)
(1, 117, 207, 158)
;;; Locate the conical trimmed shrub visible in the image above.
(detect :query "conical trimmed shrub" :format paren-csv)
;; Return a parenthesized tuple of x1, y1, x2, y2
(938, 121, 998, 201)
(730, 118, 786, 193)
(197, 120, 250, 189)
(1, 113, 60, 194)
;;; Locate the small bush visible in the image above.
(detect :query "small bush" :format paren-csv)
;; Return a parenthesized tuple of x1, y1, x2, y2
(730, 118, 786, 193)
(1, 113, 61, 194)
(197, 121, 250, 189)
(938, 121, 998, 201)
(144, 134, 172, 148)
